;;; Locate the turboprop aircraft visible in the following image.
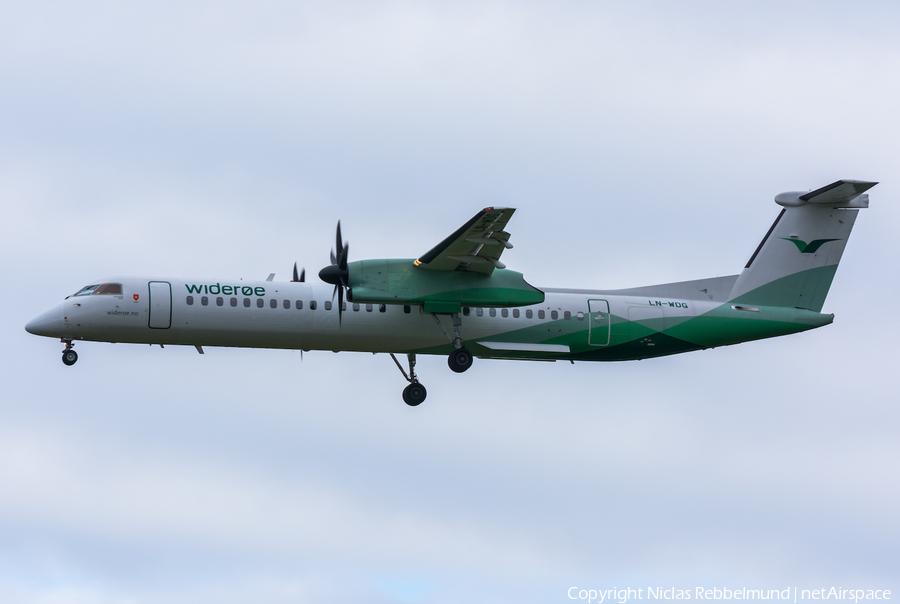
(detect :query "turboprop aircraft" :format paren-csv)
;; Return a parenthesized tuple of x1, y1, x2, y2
(26, 179, 875, 406)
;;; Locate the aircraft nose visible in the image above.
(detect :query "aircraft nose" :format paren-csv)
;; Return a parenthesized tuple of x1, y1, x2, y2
(25, 306, 62, 337)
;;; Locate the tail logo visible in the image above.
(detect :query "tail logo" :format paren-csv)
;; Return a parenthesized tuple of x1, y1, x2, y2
(780, 238, 839, 254)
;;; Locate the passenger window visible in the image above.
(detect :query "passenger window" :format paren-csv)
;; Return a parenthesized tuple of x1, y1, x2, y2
(538, 310, 545, 319)
(217, 297, 224, 306)
(489, 308, 496, 317)
(186, 296, 194, 305)
(513, 309, 520, 318)
(256, 299, 264, 308)
(231, 298, 237, 307)
(201, 296, 209, 306)
(353, 303, 360, 311)
(564, 311, 571, 320)
(243, 298, 251, 308)
(366, 304, 373, 312)
(404, 305, 411, 314)
(463, 307, 470, 316)
(501, 308, 508, 318)
(310, 301, 317, 310)
(379, 304, 386, 313)
(296, 300, 303, 310)
(324, 301, 332, 311)
(270, 299, 277, 309)
(342, 302, 347, 311)
(526, 309, 533, 319)
(576, 311, 584, 320)
(476, 308, 483, 317)
(283, 299, 290, 309)
(551, 310, 558, 320)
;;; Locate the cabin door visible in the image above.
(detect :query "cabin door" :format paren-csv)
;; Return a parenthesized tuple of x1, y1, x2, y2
(148, 281, 172, 329)
(587, 299, 610, 346)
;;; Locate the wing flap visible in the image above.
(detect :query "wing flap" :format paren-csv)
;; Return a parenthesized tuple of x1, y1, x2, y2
(415, 208, 516, 274)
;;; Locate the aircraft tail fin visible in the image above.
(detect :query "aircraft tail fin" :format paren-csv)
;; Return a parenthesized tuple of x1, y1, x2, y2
(727, 180, 876, 312)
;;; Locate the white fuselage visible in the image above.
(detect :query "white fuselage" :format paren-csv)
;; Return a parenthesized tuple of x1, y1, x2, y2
(26, 276, 713, 360)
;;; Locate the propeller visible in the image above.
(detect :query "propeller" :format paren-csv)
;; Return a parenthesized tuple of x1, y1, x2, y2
(292, 262, 305, 282)
(318, 221, 349, 325)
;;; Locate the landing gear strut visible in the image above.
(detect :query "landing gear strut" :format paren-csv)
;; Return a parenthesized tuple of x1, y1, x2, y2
(432, 313, 473, 374)
(61, 340, 77, 366)
(391, 353, 427, 406)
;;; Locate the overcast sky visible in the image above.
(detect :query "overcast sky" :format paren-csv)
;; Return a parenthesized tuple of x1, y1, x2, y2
(2, 2, 899, 603)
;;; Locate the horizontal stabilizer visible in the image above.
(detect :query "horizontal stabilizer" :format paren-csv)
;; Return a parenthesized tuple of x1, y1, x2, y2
(775, 180, 877, 208)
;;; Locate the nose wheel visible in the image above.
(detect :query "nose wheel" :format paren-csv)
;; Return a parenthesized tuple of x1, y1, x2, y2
(61, 341, 78, 366)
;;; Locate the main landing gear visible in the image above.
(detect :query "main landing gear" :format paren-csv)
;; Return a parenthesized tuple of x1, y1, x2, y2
(390, 312, 473, 406)
(61, 340, 77, 366)
(391, 353, 427, 406)
(432, 313, 473, 374)
(403, 382, 427, 406)
(448, 347, 473, 373)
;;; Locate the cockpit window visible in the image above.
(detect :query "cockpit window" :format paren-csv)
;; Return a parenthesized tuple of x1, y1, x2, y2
(73, 283, 123, 296)
(95, 283, 123, 295)
(73, 285, 101, 296)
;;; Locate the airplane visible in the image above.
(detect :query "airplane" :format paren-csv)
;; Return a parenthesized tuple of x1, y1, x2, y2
(25, 179, 876, 406)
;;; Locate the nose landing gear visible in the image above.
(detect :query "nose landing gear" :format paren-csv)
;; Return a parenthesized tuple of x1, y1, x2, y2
(61, 340, 78, 366)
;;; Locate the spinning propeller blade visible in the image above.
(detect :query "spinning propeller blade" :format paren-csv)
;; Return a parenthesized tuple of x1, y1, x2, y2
(318, 221, 350, 326)
(292, 262, 306, 283)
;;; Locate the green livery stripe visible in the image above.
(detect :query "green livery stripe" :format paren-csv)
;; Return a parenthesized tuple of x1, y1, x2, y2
(408, 302, 832, 361)
(729, 264, 839, 312)
(662, 307, 822, 348)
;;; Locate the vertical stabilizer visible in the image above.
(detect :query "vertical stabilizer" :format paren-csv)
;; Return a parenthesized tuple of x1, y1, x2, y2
(728, 180, 875, 311)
